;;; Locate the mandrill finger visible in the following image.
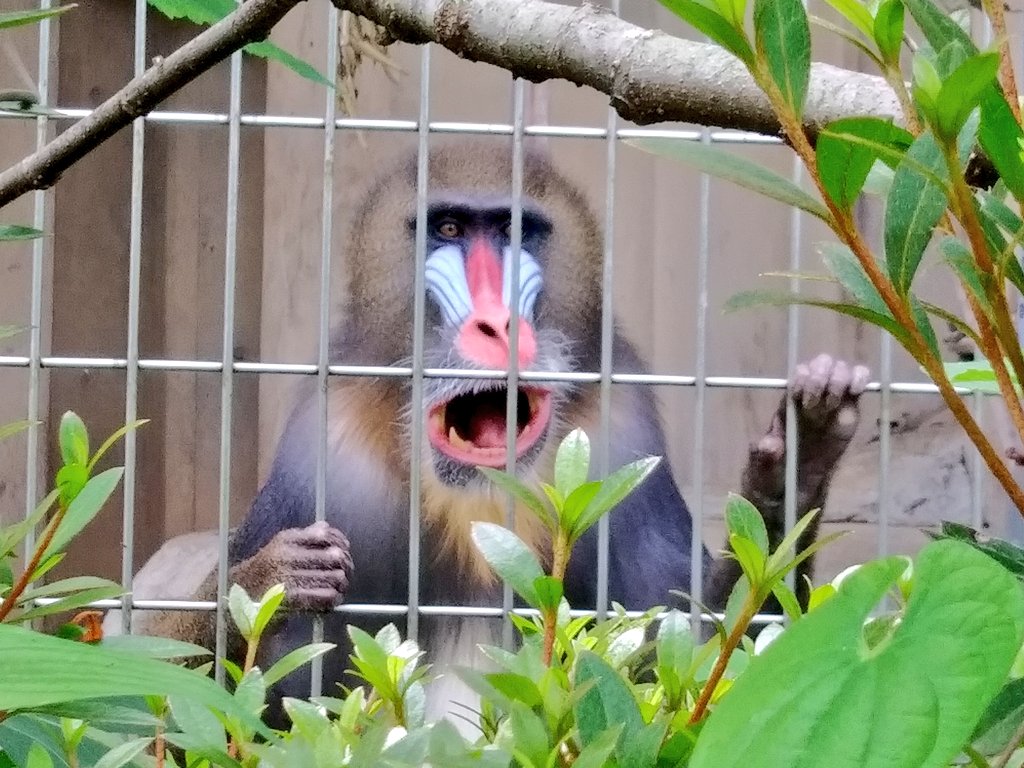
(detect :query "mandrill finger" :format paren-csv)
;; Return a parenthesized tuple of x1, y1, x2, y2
(824, 359, 851, 412)
(798, 353, 835, 411)
(850, 364, 871, 397)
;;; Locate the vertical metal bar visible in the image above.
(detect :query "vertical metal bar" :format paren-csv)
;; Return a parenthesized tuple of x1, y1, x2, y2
(24, 0, 53, 560)
(214, 47, 243, 686)
(595, 0, 620, 622)
(689, 128, 711, 631)
(311, 4, 340, 697)
(120, 0, 148, 634)
(783, 158, 803, 593)
(877, 333, 892, 558)
(408, 44, 432, 644)
(503, 78, 526, 649)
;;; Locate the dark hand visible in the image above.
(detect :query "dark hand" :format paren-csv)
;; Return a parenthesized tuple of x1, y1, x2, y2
(236, 521, 353, 612)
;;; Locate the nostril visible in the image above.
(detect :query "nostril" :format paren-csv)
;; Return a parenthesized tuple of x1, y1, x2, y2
(476, 320, 499, 339)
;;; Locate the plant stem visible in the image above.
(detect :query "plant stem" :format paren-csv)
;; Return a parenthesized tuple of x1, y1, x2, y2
(760, 79, 1024, 518)
(542, 531, 569, 666)
(0, 503, 66, 622)
(688, 593, 760, 724)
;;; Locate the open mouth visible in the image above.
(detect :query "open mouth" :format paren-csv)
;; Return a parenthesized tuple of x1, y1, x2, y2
(427, 387, 552, 468)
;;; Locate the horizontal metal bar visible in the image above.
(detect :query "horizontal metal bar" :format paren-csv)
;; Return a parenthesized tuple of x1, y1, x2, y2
(0, 107, 782, 144)
(36, 596, 783, 626)
(0, 353, 986, 395)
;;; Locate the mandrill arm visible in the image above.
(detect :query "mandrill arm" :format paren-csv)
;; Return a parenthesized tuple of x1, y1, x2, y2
(704, 353, 870, 609)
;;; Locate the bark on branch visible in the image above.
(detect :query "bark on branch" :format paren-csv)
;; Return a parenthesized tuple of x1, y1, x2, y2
(1, 0, 905, 208)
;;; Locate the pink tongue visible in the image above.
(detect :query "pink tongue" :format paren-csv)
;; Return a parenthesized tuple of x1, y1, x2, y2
(467, 408, 510, 448)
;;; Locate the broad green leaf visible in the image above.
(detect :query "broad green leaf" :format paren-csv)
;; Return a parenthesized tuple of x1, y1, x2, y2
(912, 54, 942, 124)
(819, 242, 890, 316)
(570, 457, 661, 543)
(496, 702, 549, 768)
(884, 131, 949, 294)
(944, 361, 1001, 394)
(470, 522, 544, 608)
(724, 290, 910, 342)
(724, 493, 768, 552)
(657, 609, 694, 678)
(822, 0, 874, 38)
(554, 428, 590, 498)
(0, 224, 44, 241)
(980, 87, 1024, 202)
(770, 580, 802, 621)
(873, 0, 904, 63)
(251, 583, 286, 639)
(627, 138, 831, 221)
(99, 634, 211, 658)
(574, 651, 655, 767)
(58, 412, 89, 470)
(561, 481, 602, 531)
(0, 623, 270, 736)
(754, 0, 811, 117)
(903, 0, 976, 54)
(170, 695, 227, 749)
(145, 0, 331, 87)
(690, 540, 1024, 768)
(55, 463, 87, 506)
(43, 468, 124, 560)
(659, 0, 754, 64)
(935, 52, 1000, 140)
(26, 744, 53, 768)
(477, 467, 554, 530)
(0, 6, 74, 30)
(816, 118, 914, 210)
(729, 534, 766, 583)
(92, 738, 153, 768)
(263, 642, 336, 687)
(227, 582, 257, 639)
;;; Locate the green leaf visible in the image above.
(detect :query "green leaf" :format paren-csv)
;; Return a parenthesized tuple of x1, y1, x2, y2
(55, 463, 88, 507)
(873, 0, 904, 63)
(754, 0, 811, 117)
(934, 52, 1000, 140)
(910, 293, 940, 358)
(819, 242, 890, 316)
(690, 540, 1024, 768)
(972, 677, 1024, 755)
(26, 743, 53, 768)
(497, 702, 549, 768)
(99, 634, 211, 659)
(725, 493, 769, 552)
(657, 609, 695, 683)
(0, 6, 74, 30)
(15, 585, 124, 623)
(822, 0, 874, 39)
(476, 467, 555, 530)
(939, 237, 991, 315)
(0, 224, 45, 241)
(243, 41, 334, 89)
(58, 412, 89, 470)
(937, 522, 1024, 577)
(92, 738, 153, 768)
(884, 131, 949, 294)
(570, 457, 661, 543)
(561, 481, 602, 532)
(227, 583, 256, 639)
(0, 623, 270, 737)
(659, 0, 754, 64)
(770, 580, 803, 622)
(573, 726, 624, 768)
(626, 138, 831, 222)
(87, 419, 147, 474)
(729, 534, 766, 583)
(0, 420, 36, 442)
(816, 118, 913, 210)
(170, 695, 226, 750)
(903, 0, 977, 55)
(980, 87, 1024, 203)
(533, 576, 563, 612)
(724, 290, 910, 343)
(251, 583, 286, 639)
(19, 575, 120, 601)
(554, 428, 590, 499)
(574, 651, 645, 765)
(263, 642, 336, 687)
(470, 523, 544, 608)
(43, 467, 124, 560)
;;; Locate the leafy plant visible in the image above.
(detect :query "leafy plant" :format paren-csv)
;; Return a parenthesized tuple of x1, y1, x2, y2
(634, 0, 1024, 525)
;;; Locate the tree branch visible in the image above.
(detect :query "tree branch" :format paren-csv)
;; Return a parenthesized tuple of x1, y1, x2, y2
(1, 0, 905, 208)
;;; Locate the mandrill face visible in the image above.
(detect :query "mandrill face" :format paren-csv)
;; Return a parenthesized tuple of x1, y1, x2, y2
(416, 195, 572, 488)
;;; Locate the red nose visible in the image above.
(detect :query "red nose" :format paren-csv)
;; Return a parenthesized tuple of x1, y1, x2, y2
(457, 303, 537, 369)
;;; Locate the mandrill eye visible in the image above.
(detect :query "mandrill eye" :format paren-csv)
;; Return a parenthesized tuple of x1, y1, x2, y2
(437, 219, 462, 239)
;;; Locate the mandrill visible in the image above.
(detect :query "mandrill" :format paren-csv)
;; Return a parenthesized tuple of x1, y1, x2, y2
(128, 141, 869, 721)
